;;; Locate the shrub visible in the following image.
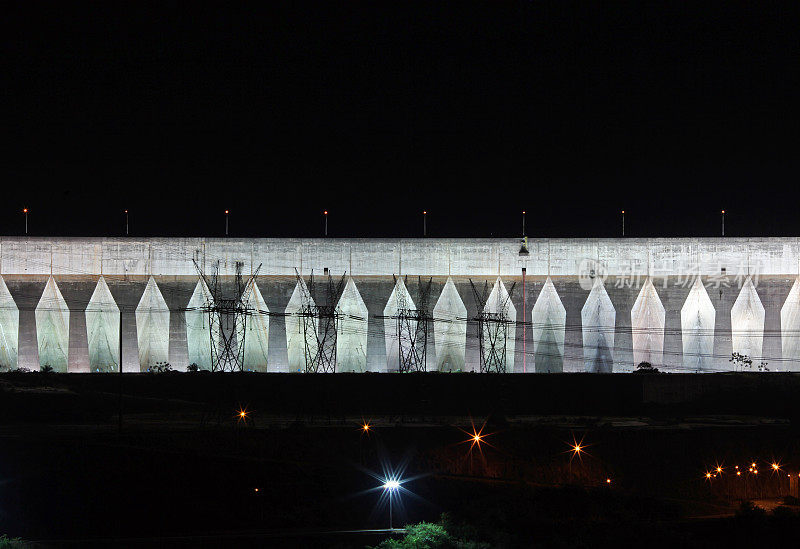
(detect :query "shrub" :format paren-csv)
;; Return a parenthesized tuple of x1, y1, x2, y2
(148, 362, 173, 373)
(373, 522, 452, 549)
(0, 534, 25, 548)
(371, 516, 489, 549)
(187, 363, 199, 373)
(41, 364, 53, 373)
(633, 361, 660, 373)
(783, 495, 800, 506)
(772, 505, 797, 519)
(736, 500, 766, 519)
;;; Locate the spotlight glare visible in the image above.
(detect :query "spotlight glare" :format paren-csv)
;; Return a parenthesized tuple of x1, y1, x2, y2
(383, 479, 401, 491)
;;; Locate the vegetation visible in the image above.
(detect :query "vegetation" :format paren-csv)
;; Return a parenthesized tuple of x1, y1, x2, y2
(736, 500, 767, 519)
(40, 364, 53, 373)
(148, 361, 173, 373)
(187, 363, 199, 372)
(372, 516, 489, 549)
(0, 535, 26, 548)
(730, 352, 769, 372)
(634, 361, 660, 373)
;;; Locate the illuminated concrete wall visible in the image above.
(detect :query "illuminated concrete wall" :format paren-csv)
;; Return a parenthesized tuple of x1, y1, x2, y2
(680, 277, 716, 372)
(383, 278, 415, 372)
(482, 277, 516, 372)
(285, 278, 314, 372)
(581, 278, 615, 373)
(336, 277, 368, 372)
(242, 280, 269, 372)
(433, 277, 467, 372)
(0, 275, 19, 370)
(531, 277, 565, 373)
(185, 278, 216, 371)
(630, 278, 665, 368)
(85, 276, 119, 372)
(780, 277, 800, 372)
(136, 276, 170, 371)
(35, 276, 70, 371)
(730, 276, 765, 360)
(5, 236, 800, 278)
(4, 236, 800, 373)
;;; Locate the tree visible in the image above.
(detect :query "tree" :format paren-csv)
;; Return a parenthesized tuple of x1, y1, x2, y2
(634, 361, 660, 373)
(730, 352, 768, 372)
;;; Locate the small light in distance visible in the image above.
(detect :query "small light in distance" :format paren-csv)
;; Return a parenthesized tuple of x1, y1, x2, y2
(383, 479, 401, 491)
(606, 478, 611, 484)
(772, 462, 781, 471)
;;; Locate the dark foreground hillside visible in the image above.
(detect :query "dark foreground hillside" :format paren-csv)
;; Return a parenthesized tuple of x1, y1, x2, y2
(1, 372, 800, 547)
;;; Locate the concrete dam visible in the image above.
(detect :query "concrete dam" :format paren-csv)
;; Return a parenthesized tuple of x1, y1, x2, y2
(1, 236, 800, 373)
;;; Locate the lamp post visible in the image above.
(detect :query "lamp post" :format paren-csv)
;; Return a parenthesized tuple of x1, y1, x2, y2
(23, 208, 28, 235)
(324, 211, 328, 236)
(383, 479, 400, 530)
(423, 211, 427, 237)
(721, 210, 725, 236)
(522, 211, 526, 236)
(225, 210, 229, 236)
(124, 210, 129, 236)
(621, 210, 625, 237)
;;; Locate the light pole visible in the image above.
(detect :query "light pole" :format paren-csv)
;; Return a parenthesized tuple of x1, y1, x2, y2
(383, 479, 400, 530)
(225, 210, 229, 236)
(23, 208, 28, 235)
(721, 210, 725, 236)
(522, 211, 526, 236)
(621, 210, 625, 237)
(124, 210, 129, 236)
(423, 211, 427, 237)
(324, 211, 328, 237)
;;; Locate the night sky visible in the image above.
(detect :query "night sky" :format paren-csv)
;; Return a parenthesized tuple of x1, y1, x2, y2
(4, 3, 799, 238)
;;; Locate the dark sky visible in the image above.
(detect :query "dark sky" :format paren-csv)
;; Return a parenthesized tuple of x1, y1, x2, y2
(3, 3, 799, 238)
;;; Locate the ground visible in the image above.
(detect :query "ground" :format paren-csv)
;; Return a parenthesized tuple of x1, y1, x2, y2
(1, 372, 800, 547)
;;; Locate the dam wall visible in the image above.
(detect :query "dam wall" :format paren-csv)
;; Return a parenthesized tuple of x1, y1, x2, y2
(0, 236, 798, 373)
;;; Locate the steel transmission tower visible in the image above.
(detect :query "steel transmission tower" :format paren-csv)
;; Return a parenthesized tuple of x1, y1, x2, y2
(190, 259, 262, 372)
(295, 269, 347, 373)
(470, 279, 516, 373)
(395, 275, 433, 373)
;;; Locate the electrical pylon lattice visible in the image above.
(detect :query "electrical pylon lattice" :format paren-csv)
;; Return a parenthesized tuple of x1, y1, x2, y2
(188, 259, 261, 372)
(295, 268, 346, 373)
(395, 275, 433, 373)
(470, 278, 516, 373)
